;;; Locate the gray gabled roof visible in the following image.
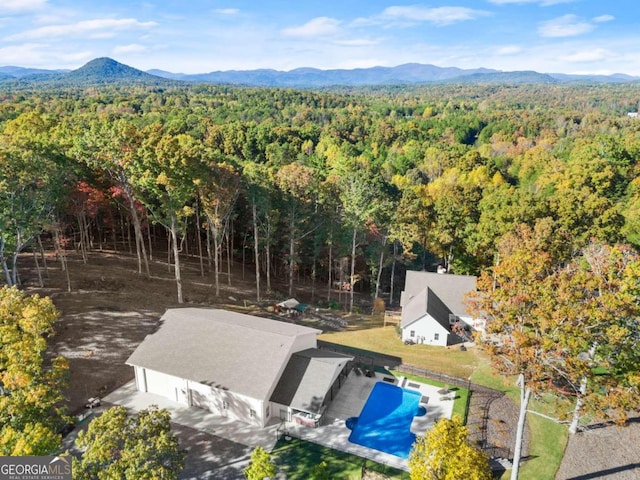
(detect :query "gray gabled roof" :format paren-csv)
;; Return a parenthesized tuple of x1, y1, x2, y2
(270, 349, 352, 414)
(401, 271, 476, 329)
(126, 308, 321, 401)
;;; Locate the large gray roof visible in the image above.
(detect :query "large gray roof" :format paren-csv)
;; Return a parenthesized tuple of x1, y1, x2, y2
(270, 349, 352, 414)
(126, 308, 322, 401)
(401, 271, 476, 328)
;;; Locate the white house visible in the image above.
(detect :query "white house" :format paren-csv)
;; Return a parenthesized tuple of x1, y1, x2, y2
(400, 271, 481, 347)
(126, 308, 352, 428)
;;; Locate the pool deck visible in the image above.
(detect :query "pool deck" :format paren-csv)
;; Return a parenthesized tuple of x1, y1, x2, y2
(282, 369, 455, 471)
(104, 370, 454, 473)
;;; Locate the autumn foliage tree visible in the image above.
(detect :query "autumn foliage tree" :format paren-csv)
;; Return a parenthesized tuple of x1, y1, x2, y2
(469, 222, 640, 477)
(0, 287, 68, 455)
(409, 415, 491, 480)
(243, 446, 277, 480)
(73, 405, 184, 480)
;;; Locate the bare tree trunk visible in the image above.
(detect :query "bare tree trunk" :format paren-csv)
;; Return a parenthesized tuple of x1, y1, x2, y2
(196, 201, 204, 278)
(226, 219, 232, 286)
(569, 343, 596, 434)
(37, 234, 49, 279)
(211, 221, 220, 297)
(10, 229, 25, 286)
(374, 235, 387, 301)
(111, 208, 119, 252)
(53, 223, 71, 292)
(206, 222, 212, 273)
(1, 237, 11, 286)
(265, 218, 272, 293)
(167, 231, 171, 273)
(127, 218, 132, 254)
(169, 211, 183, 304)
(119, 213, 126, 253)
(33, 249, 43, 287)
(327, 231, 333, 302)
(350, 228, 357, 314)
(252, 202, 261, 302)
(288, 215, 295, 297)
(511, 374, 531, 480)
(126, 191, 150, 277)
(390, 241, 397, 306)
(147, 219, 153, 261)
(77, 217, 87, 264)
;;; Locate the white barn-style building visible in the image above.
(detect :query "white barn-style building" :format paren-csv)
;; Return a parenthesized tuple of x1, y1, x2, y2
(400, 271, 482, 347)
(126, 308, 352, 428)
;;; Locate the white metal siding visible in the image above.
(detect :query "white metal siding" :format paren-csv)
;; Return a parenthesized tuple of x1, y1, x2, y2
(143, 369, 189, 404)
(402, 315, 449, 347)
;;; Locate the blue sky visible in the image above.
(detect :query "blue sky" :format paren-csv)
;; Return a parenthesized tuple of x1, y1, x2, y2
(1, 0, 638, 75)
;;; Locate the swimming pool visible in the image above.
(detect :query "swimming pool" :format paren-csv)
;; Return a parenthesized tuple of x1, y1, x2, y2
(347, 381, 422, 458)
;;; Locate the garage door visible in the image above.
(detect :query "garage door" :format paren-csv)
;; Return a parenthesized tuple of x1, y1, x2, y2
(144, 369, 185, 403)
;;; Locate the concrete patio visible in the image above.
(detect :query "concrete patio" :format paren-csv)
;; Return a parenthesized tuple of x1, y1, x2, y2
(103, 369, 455, 473)
(103, 381, 281, 450)
(281, 369, 455, 471)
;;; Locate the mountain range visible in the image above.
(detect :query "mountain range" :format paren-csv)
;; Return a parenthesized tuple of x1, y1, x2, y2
(1, 57, 638, 89)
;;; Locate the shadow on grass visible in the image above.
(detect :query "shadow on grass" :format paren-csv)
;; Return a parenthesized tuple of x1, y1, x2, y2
(271, 437, 409, 480)
(318, 340, 403, 369)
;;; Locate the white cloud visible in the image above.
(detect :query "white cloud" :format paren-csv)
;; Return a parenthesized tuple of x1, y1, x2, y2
(5, 18, 157, 40)
(593, 15, 614, 23)
(0, 42, 46, 63)
(214, 8, 239, 15)
(113, 43, 148, 54)
(0, 42, 91, 68)
(0, 0, 47, 13)
(333, 38, 380, 47)
(488, 0, 575, 5)
(538, 15, 594, 38)
(5, 18, 157, 41)
(496, 45, 522, 55)
(281, 17, 340, 38)
(380, 6, 490, 26)
(561, 48, 614, 63)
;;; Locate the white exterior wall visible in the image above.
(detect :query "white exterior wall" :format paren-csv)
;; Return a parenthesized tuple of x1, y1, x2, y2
(289, 332, 318, 353)
(134, 368, 266, 426)
(271, 401, 293, 422)
(402, 315, 449, 347)
(136, 368, 190, 405)
(187, 380, 265, 427)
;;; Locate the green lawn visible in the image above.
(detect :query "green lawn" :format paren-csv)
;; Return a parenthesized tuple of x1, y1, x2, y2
(271, 437, 409, 480)
(320, 323, 480, 378)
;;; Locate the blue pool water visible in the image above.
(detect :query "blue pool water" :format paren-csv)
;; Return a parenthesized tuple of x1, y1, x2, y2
(347, 381, 422, 458)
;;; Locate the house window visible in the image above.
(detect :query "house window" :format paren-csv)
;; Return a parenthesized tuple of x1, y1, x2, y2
(410, 330, 415, 338)
(223, 401, 229, 409)
(250, 409, 256, 418)
(434, 333, 440, 341)
(449, 314, 458, 325)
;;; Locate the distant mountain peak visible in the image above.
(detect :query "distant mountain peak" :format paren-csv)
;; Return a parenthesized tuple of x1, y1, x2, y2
(1, 57, 639, 89)
(70, 57, 155, 78)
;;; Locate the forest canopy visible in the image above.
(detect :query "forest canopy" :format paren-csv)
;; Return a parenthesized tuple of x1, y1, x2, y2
(1, 82, 639, 305)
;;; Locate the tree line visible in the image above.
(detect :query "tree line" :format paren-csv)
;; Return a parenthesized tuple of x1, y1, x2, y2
(1, 82, 639, 311)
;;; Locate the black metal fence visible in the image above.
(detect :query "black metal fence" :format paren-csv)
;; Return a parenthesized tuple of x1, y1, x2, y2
(317, 342, 511, 464)
(274, 432, 410, 480)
